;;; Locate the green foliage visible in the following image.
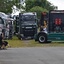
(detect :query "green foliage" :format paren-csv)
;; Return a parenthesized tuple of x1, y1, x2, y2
(0, 0, 20, 13)
(25, 0, 57, 19)
(0, 0, 58, 14)
(25, 0, 57, 11)
(45, 1, 57, 10)
(30, 6, 48, 18)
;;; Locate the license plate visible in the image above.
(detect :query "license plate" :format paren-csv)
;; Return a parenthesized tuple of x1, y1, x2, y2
(26, 27, 32, 28)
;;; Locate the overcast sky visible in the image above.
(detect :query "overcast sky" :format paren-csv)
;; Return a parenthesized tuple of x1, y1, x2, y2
(47, 0, 64, 10)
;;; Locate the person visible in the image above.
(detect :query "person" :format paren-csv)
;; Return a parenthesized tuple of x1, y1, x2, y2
(40, 20, 48, 33)
(0, 33, 8, 49)
(41, 20, 48, 33)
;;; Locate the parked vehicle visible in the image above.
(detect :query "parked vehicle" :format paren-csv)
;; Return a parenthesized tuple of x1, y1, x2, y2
(35, 10, 64, 43)
(0, 17, 5, 35)
(15, 15, 19, 35)
(5, 19, 14, 39)
(0, 12, 14, 39)
(18, 12, 38, 39)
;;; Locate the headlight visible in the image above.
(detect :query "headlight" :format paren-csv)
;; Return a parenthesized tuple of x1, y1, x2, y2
(33, 25, 36, 28)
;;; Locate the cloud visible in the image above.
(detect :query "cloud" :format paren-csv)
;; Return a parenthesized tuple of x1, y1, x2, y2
(47, 0, 64, 10)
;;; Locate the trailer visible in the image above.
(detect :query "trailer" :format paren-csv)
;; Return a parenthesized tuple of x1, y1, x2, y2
(35, 10, 64, 43)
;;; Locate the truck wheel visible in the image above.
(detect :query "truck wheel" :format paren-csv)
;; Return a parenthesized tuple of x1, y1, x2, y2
(18, 35, 21, 40)
(38, 34, 47, 43)
(18, 37, 21, 40)
(22, 37, 25, 40)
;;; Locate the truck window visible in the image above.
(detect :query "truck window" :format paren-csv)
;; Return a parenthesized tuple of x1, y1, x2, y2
(0, 18, 4, 24)
(22, 15, 35, 21)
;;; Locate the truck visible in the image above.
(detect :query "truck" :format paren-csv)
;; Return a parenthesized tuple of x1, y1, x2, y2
(5, 19, 14, 39)
(18, 12, 38, 39)
(0, 17, 14, 39)
(35, 10, 64, 43)
(15, 15, 19, 35)
(0, 12, 14, 39)
(0, 17, 5, 35)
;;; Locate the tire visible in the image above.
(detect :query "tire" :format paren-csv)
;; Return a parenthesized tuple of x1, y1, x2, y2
(18, 37, 21, 40)
(22, 37, 25, 40)
(38, 33, 47, 43)
(18, 35, 21, 40)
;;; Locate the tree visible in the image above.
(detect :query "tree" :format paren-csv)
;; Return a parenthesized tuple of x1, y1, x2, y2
(0, 0, 20, 13)
(45, 1, 58, 10)
(25, 0, 57, 11)
(25, 0, 34, 11)
(25, 0, 57, 19)
(30, 6, 48, 18)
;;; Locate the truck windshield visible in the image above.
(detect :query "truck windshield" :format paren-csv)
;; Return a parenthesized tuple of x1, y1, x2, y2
(22, 15, 36, 21)
(0, 18, 4, 24)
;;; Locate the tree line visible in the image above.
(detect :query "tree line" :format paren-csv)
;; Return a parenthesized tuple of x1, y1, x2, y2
(0, 0, 57, 15)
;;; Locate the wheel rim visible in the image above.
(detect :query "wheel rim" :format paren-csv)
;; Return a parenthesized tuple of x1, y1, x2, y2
(39, 36, 45, 43)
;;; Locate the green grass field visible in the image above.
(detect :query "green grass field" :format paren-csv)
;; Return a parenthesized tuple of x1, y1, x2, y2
(5, 36, 64, 48)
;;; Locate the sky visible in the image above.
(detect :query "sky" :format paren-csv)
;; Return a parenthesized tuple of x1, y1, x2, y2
(47, 0, 64, 10)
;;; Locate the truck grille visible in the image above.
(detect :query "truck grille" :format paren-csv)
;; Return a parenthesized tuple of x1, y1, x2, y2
(22, 28, 36, 36)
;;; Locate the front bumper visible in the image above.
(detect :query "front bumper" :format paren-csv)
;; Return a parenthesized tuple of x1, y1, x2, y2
(21, 26, 37, 37)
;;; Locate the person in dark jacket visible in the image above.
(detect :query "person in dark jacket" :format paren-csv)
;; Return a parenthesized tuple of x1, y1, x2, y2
(0, 33, 8, 49)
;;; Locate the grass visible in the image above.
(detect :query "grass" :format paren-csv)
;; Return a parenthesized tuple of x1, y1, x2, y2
(5, 36, 64, 48)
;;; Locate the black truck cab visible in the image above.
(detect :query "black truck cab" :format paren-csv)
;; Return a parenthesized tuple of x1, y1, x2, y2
(18, 12, 37, 39)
